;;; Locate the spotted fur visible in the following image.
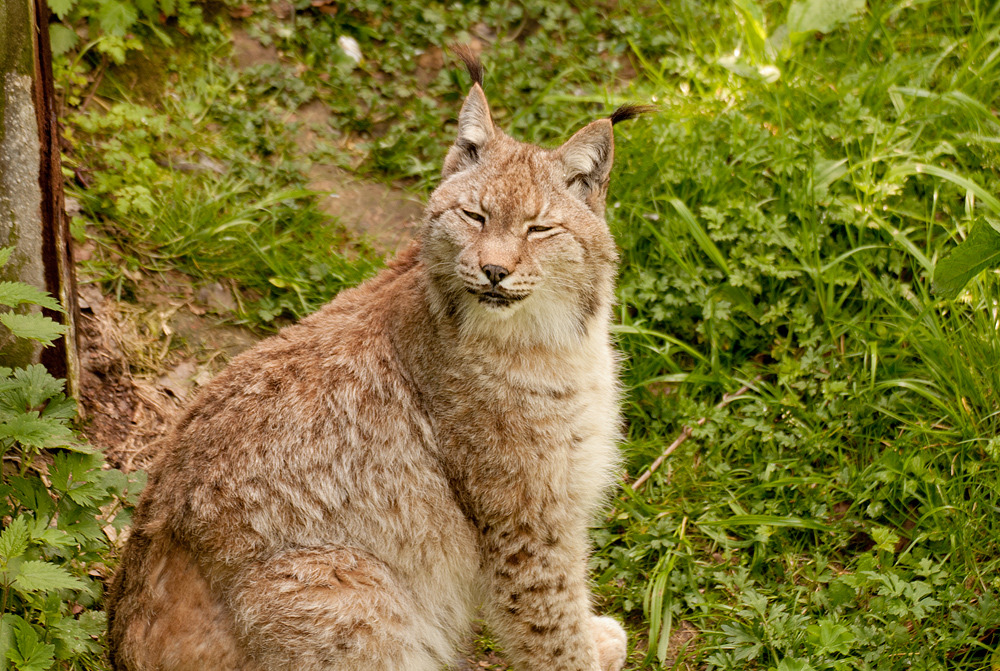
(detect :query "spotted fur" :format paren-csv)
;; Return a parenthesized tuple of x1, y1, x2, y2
(106, 63, 636, 671)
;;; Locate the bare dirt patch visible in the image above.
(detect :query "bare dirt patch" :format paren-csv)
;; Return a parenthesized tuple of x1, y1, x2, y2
(309, 165, 424, 255)
(230, 27, 281, 69)
(77, 276, 260, 471)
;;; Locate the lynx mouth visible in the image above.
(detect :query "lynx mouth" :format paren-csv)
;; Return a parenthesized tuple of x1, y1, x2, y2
(466, 288, 527, 308)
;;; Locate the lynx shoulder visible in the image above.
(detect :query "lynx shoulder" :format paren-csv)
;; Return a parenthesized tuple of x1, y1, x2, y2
(106, 54, 648, 671)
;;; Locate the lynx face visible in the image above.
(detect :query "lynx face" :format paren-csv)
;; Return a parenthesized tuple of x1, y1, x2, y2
(421, 85, 619, 346)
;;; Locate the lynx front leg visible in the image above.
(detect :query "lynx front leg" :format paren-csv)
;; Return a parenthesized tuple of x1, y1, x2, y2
(481, 527, 627, 671)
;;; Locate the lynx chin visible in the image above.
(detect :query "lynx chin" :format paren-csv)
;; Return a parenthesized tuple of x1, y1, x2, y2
(106, 52, 650, 671)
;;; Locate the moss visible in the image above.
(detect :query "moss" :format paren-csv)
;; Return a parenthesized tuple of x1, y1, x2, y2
(103, 43, 171, 105)
(0, 0, 33, 79)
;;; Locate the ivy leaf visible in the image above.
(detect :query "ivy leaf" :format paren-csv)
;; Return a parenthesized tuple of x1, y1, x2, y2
(0, 515, 30, 560)
(0, 283, 62, 312)
(12, 560, 85, 595)
(933, 222, 1000, 298)
(6, 617, 56, 671)
(48, 23, 79, 57)
(96, 0, 138, 36)
(0, 312, 66, 346)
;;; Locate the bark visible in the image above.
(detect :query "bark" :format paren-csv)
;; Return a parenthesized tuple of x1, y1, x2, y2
(0, 0, 78, 395)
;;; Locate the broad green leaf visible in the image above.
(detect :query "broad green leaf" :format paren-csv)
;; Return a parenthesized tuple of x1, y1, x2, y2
(933, 222, 1000, 298)
(46, 0, 77, 19)
(47, 610, 105, 657)
(0, 412, 74, 450)
(788, 0, 865, 35)
(12, 560, 84, 595)
(0, 247, 13, 268)
(7, 477, 55, 519)
(34, 527, 73, 551)
(777, 659, 817, 671)
(0, 516, 30, 560)
(7, 618, 55, 671)
(0, 283, 62, 312)
(50, 452, 102, 493)
(134, 0, 156, 17)
(96, 0, 138, 36)
(48, 23, 79, 57)
(0, 313, 66, 346)
(5, 365, 65, 411)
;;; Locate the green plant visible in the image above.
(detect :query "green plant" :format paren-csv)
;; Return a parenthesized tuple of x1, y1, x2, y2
(47, 0, 208, 63)
(593, 0, 1000, 668)
(0, 247, 143, 670)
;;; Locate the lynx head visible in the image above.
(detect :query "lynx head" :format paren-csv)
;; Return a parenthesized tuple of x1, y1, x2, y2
(420, 52, 651, 347)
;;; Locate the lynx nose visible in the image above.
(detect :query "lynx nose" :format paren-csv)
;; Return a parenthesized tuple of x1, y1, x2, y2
(481, 264, 509, 287)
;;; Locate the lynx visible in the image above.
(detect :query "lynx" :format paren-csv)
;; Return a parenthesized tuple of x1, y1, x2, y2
(106, 54, 648, 671)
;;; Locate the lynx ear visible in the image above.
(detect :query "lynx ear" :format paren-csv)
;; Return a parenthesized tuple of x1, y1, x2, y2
(555, 119, 614, 213)
(442, 85, 495, 178)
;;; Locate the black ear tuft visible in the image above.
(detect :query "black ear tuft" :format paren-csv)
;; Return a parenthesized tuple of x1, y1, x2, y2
(609, 104, 657, 126)
(451, 44, 484, 87)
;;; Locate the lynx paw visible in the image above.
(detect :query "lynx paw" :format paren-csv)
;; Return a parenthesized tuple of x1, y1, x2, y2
(589, 615, 627, 671)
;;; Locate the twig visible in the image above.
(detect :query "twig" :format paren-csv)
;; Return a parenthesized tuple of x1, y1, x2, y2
(81, 54, 108, 111)
(630, 376, 762, 492)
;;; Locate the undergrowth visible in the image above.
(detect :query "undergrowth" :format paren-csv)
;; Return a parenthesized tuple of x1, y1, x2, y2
(0, 248, 142, 670)
(595, 1, 1000, 669)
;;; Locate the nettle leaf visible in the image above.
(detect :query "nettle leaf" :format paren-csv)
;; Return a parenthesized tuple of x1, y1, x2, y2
(134, 0, 156, 17)
(8, 476, 55, 519)
(46, 0, 77, 19)
(0, 412, 74, 450)
(7, 617, 55, 671)
(787, 0, 865, 35)
(5, 365, 65, 411)
(49, 23, 79, 57)
(56, 502, 103, 543)
(0, 312, 66, 346)
(0, 283, 63, 312)
(0, 515, 30, 560)
(0, 247, 13, 268)
(933, 221, 1000, 298)
(48, 609, 105, 657)
(12, 560, 85, 595)
(96, 0, 138, 36)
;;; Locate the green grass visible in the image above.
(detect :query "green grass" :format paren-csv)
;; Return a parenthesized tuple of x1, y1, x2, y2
(594, 1, 1000, 668)
(54, 0, 1000, 669)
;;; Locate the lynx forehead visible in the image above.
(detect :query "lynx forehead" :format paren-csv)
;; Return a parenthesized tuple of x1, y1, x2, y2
(106, 51, 647, 671)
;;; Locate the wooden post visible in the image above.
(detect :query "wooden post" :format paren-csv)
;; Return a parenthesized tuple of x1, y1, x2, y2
(0, 0, 79, 396)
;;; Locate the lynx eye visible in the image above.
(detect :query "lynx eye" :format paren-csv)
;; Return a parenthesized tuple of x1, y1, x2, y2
(462, 209, 486, 225)
(527, 225, 554, 234)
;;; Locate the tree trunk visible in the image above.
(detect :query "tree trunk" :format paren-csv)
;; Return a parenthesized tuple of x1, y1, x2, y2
(0, 0, 79, 396)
